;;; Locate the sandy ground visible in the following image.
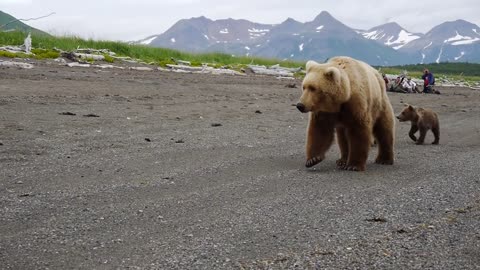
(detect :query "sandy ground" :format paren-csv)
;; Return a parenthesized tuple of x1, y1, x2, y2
(1, 59, 479, 269)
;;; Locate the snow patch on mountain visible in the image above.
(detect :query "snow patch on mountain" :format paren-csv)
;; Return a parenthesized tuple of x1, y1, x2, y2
(362, 30, 385, 40)
(140, 36, 156, 45)
(423, 42, 433, 50)
(454, 51, 465, 60)
(248, 28, 270, 38)
(444, 31, 480, 45)
(385, 30, 421, 49)
(436, 46, 443, 63)
(452, 38, 480, 45)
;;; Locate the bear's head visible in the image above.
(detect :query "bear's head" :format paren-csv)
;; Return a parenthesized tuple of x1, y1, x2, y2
(396, 104, 417, 122)
(297, 60, 350, 113)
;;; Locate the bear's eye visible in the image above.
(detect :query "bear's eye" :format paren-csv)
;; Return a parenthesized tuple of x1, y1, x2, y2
(308, 86, 315, 92)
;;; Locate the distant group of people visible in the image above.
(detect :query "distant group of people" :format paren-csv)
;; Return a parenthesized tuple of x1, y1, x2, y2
(383, 68, 440, 94)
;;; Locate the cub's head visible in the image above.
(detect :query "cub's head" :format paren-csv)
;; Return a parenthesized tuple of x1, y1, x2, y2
(296, 60, 350, 113)
(396, 104, 417, 122)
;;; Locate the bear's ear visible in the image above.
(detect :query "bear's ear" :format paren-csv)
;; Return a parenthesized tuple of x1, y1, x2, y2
(306, 60, 320, 73)
(324, 67, 340, 83)
(407, 104, 414, 110)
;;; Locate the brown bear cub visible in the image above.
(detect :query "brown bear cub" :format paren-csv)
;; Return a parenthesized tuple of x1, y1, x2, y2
(397, 104, 440, 145)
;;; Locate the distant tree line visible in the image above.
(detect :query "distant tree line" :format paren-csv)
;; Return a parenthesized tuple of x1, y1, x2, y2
(376, 62, 480, 77)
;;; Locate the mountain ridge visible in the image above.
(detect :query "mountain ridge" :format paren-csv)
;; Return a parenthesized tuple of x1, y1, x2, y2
(138, 11, 480, 65)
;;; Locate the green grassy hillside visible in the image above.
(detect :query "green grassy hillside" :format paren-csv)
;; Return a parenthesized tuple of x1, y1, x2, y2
(0, 10, 49, 35)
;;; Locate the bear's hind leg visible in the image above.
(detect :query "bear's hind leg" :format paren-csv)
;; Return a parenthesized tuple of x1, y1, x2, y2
(345, 126, 371, 171)
(336, 126, 348, 167)
(416, 127, 427, 145)
(431, 125, 440, 145)
(373, 116, 395, 165)
(305, 112, 335, 168)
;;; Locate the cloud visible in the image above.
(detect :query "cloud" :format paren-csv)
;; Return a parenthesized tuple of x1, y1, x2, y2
(1, 0, 479, 40)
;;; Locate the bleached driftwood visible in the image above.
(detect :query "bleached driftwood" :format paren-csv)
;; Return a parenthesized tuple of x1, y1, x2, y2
(67, 62, 91, 68)
(74, 53, 105, 61)
(65, 62, 127, 69)
(97, 64, 125, 70)
(75, 48, 116, 56)
(54, 58, 67, 64)
(269, 64, 302, 73)
(0, 45, 33, 55)
(171, 58, 191, 66)
(114, 57, 138, 64)
(166, 64, 204, 72)
(247, 65, 295, 77)
(210, 68, 244, 76)
(130, 66, 154, 71)
(0, 60, 34, 69)
(164, 64, 244, 76)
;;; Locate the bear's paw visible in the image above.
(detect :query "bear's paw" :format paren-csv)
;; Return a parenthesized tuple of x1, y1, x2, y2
(306, 156, 324, 168)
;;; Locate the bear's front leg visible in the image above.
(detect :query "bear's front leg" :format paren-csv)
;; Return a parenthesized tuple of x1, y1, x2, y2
(305, 112, 335, 168)
(344, 126, 371, 171)
(409, 124, 418, 142)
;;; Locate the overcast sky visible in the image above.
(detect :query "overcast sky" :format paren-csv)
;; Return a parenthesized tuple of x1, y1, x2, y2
(1, 0, 479, 41)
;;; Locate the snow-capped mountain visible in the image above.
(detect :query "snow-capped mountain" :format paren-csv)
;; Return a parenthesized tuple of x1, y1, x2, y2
(399, 20, 480, 63)
(145, 16, 274, 54)
(251, 11, 411, 65)
(137, 13, 480, 65)
(358, 22, 423, 50)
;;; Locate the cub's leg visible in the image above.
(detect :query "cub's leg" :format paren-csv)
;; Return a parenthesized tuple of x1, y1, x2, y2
(431, 124, 440, 145)
(416, 126, 427, 145)
(409, 124, 418, 142)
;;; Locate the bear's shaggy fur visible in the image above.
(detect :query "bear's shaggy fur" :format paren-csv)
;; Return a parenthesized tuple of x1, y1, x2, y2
(397, 104, 440, 145)
(296, 56, 395, 171)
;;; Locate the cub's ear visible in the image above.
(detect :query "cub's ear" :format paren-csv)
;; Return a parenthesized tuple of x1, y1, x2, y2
(407, 104, 414, 110)
(324, 67, 340, 83)
(306, 60, 320, 73)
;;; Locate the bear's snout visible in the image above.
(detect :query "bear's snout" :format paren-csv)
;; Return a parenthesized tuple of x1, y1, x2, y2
(296, 103, 307, 113)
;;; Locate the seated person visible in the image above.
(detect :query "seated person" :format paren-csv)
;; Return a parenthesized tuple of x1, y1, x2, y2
(389, 74, 407, 93)
(401, 77, 420, 93)
(421, 68, 435, 93)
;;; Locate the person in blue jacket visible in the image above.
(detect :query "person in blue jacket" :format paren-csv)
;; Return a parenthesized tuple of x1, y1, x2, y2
(422, 68, 435, 93)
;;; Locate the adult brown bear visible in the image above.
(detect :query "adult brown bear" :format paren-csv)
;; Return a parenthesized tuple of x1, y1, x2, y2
(296, 56, 395, 171)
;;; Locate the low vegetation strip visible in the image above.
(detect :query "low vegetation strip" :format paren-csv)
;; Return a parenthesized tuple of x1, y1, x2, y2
(1, 31, 479, 83)
(0, 31, 303, 68)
